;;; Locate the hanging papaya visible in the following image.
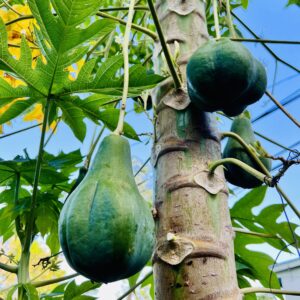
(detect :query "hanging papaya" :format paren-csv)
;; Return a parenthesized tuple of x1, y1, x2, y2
(186, 38, 267, 116)
(59, 134, 155, 283)
(222, 113, 272, 188)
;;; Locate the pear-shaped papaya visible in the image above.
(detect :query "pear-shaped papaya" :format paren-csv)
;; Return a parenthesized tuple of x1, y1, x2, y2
(59, 134, 155, 283)
(222, 114, 272, 188)
(186, 38, 267, 116)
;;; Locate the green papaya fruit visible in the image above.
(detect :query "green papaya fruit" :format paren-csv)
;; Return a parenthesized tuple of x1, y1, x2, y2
(222, 114, 272, 188)
(59, 134, 155, 283)
(186, 38, 267, 116)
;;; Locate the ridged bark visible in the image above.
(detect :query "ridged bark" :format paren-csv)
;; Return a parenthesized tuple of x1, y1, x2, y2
(152, 1, 242, 299)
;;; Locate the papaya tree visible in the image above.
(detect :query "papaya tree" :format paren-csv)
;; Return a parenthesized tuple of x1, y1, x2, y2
(0, 0, 300, 299)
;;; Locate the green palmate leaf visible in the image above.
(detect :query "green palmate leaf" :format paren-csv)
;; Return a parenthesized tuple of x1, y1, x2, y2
(0, 77, 39, 108)
(0, 97, 43, 125)
(231, 186, 299, 252)
(64, 280, 101, 300)
(286, 0, 300, 6)
(98, 108, 140, 141)
(235, 234, 282, 292)
(58, 100, 87, 142)
(65, 55, 164, 96)
(27, 0, 115, 93)
(23, 284, 39, 300)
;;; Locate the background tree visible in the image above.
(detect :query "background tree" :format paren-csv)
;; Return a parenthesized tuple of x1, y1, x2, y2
(0, 0, 300, 299)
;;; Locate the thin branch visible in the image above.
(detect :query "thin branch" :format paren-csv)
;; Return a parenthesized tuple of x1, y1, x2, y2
(5, 15, 33, 26)
(241, 287, 300, 296)
(44, 119, 60, 148)
(1, 0, 23, 16)
(134, 157, 150, 177)
(233, 227, 279, 239)
(8, 43, 39, 49)
(14, 173, 24, 243)
(100, 6, 149, 12)
(253, 131, 298, 154)
(0, 123, 42, 139)
(116, 271, 153, 300)
(32, 273, 78, 288)
(231, 11, 300, 73)
(146, 0, 182, 89)
(231, 38, 300, 44)
(96, 11, 157, 41)
(265, 90, 300, 128)
(0, 261, 18, 274)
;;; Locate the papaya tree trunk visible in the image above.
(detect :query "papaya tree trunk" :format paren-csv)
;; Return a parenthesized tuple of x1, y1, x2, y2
(152, 1, 242, 299)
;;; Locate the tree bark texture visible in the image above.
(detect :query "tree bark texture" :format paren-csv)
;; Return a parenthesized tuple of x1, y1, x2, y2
(152, 1, 242, 299)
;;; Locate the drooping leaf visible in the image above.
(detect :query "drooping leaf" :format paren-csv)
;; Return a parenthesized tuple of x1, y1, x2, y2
(64, 280, 101, 300)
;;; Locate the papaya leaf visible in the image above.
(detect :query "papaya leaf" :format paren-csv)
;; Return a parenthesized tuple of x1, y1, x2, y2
(58, 100, 87, 142)
(0, 98, 43, 125)
(230, 186, 291, 252)
(23, 284, 39, 300)
(235, 234, 282, 294)
(98, 108, 140, 141)
(64, 280, 101, 300)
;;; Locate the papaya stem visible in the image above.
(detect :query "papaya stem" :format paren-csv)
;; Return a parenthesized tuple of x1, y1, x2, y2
(19, 99, 51, 297)
(113, 0, 136, 136)
(231, 11, 300, 73)
(253, 131, 298, 153)
(116, 271, 153, 300)
(241, 287, 300, 296)
(0, 123, 42, 139)
(265, 90, 300, 128)
(96, 11, 157, 41)
(147, 0, 182, 89)
(225, 0, 236, 38)
(213, 0, 221, 39)
(32, 273, 78, 288)
(0, 262, 18, 273)
(208, 158, 272, 185)
(233, 227, 279, 239)
(230, 38, 300, 44)
(221, 131, 300, 219)
(14, 173, 24, 244)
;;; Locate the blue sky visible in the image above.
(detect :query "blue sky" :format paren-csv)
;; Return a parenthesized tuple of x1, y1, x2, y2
(1, 0, 300, 267)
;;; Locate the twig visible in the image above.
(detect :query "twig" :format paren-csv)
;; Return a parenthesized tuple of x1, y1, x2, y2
(0, 261, 18, 273)
(146, 0, 182, 89)
(96, 11, 157, 41)
(241, 287, 300, 296)
(32, 273, 79, 288)
(231, 38, 300, 44)
(233, 227, 279, 239)
(231, 11, 300, 73)
(265, 90, 300, 128)
(33, 251, 63, 269)
(100, 6, 148, 12)
(1, 0, 22, 16)
(116, 271, 153, 300)
(134, 157, 150, 177)
(0, 123, 42, 139)
(254, 131, 298, 153)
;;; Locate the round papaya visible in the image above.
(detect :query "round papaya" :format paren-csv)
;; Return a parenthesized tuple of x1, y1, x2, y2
(186, 38, 267, 116)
